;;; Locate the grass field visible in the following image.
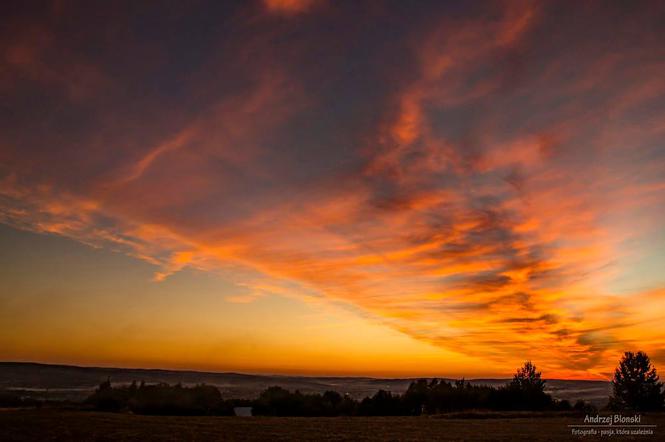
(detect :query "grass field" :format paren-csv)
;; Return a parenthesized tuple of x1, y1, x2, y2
(1, 409, 664, 441)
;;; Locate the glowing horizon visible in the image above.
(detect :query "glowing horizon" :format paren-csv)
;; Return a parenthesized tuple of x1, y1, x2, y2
(1, 0, 664, 380)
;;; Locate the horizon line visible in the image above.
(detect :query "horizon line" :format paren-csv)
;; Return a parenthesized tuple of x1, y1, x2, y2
(0, 360, 611, 382)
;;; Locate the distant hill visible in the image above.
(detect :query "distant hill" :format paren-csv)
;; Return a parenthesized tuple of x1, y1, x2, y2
(0, 362, 611, 407)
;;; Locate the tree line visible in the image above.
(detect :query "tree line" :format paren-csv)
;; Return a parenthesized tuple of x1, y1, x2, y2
(82, 352, 664, 416)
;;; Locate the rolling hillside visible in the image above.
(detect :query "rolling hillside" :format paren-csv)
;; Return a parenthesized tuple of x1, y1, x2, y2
(0, 362, 611, 407)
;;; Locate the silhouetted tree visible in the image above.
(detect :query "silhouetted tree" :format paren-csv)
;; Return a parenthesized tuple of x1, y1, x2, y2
(252, 386, 360, 416)
(403, 379, 429, 415)
(403, 378, 496, 413)
(84, 363, 571, 417)
(491, 361, 552, 410)
(510, 361, 545, 392)
(573, 399, 597, 414)
(358, 390, 407, 416)
(86, 382, 231, 415)
(86, 377, 129, 411)
(609, 351, 664, 411)
(556, 399, 572, 410)
(99, 377, 112, 391)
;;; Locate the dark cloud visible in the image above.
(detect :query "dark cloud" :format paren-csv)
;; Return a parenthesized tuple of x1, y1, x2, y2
(499, 314, 559, 325)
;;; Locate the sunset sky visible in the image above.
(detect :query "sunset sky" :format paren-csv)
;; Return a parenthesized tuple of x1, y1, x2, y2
(1, 0, 665, 380)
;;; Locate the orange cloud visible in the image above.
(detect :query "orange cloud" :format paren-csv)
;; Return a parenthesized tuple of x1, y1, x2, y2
(263, 0, 317, 15)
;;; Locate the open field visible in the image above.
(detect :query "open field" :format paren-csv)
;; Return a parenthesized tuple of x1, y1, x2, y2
(2, 409, 664, 441)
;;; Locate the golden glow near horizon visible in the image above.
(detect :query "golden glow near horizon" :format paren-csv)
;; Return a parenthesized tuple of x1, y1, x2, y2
(1, 1, 665, 379)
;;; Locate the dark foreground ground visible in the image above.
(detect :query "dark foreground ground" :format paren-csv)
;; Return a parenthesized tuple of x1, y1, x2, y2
(1, 410, 664, 441)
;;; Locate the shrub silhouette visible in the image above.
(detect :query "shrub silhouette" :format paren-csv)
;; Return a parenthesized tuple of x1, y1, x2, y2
(86, 377, 129, 411)
(254, 386, 305, 416)
(86, 381, 232, 415)
(0, 390, 41, 408)
(129, 383, 226, 415)
(573, 399, 597, 414)
(253, 386, 358, 416)
(358, 389, 408, 416)
(403, 378, 494, 414)
(609, 351, 664, 411)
